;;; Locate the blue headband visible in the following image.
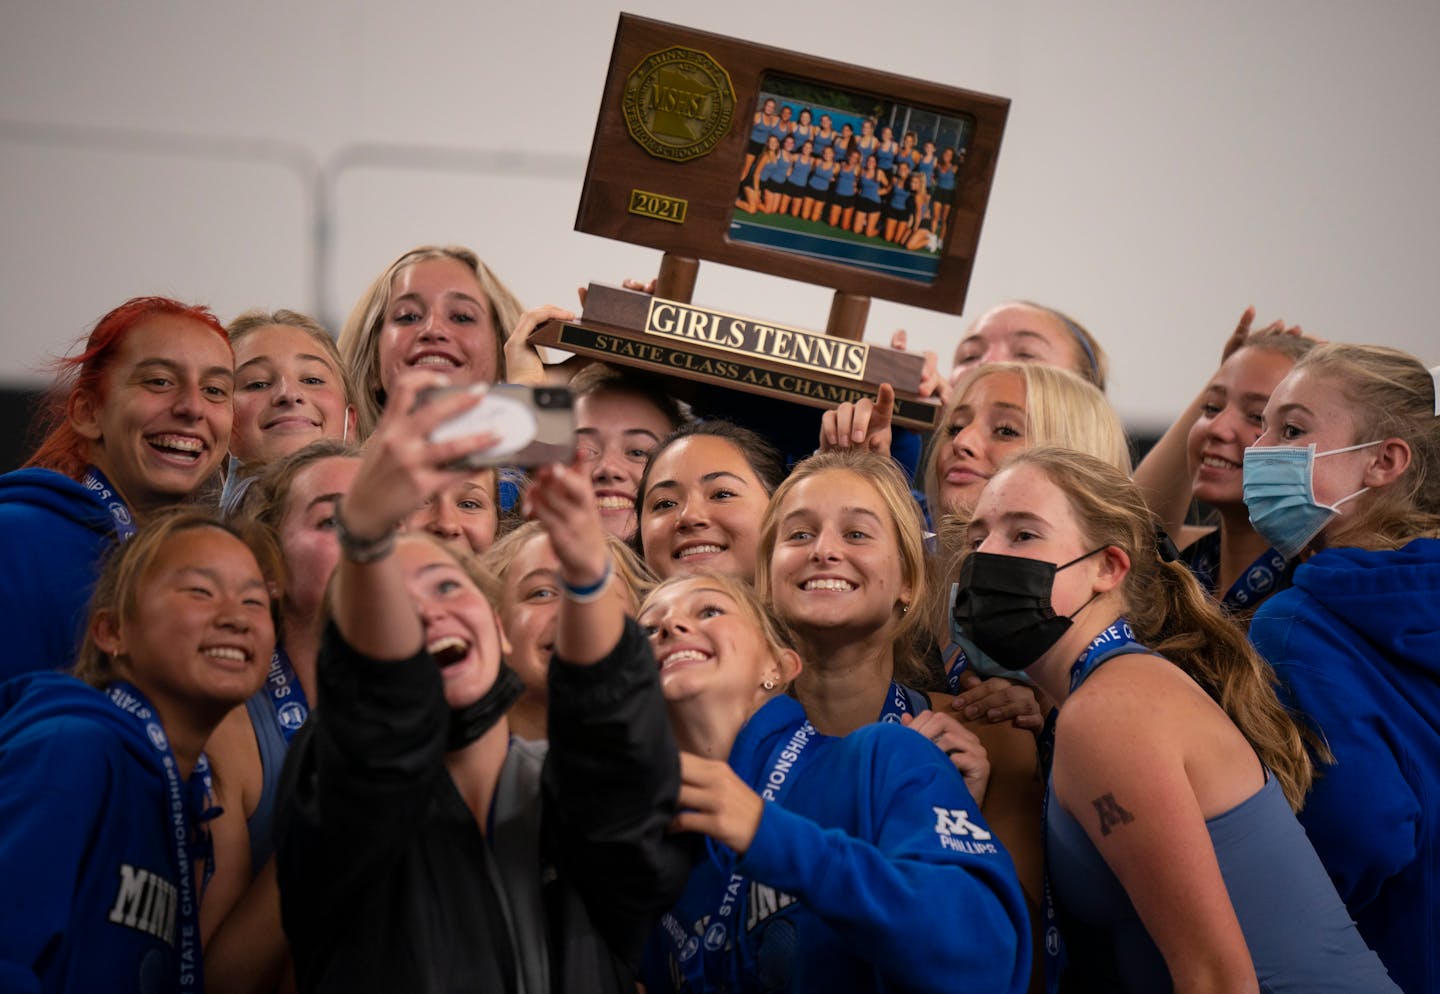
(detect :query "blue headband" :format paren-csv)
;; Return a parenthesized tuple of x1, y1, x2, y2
(1056, 313, 1099, 379)
(1020, 301, 1099, 380)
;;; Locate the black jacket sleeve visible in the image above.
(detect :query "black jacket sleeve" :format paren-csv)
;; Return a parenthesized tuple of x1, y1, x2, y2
(276, 623, 448, 976)
(542, 615, 693, 968)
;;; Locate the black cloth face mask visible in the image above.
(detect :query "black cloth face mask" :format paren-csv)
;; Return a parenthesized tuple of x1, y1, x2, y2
(446, 664, 524, 752)
(951, 547, 1104, 669)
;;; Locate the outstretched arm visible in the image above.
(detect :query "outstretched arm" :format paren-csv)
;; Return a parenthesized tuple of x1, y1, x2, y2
(524, 461, 621, 666)
(277, 372, 503, 906)
(533, 461, 687, 963)
(331, 372, 497, 657)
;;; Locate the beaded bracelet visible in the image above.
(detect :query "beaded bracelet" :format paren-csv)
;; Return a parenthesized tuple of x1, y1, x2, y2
(562, 557, 613, 603)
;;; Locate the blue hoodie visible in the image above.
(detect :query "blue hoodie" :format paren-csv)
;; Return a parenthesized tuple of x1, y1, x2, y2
(0, 468, 123, 680)
(641, 695, 1029, 994)
(0, 673, 211, 994)
(1249, 538, 1440, 994)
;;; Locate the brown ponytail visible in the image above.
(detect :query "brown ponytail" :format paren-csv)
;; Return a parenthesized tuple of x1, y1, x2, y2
(972, 448, 1325, 810)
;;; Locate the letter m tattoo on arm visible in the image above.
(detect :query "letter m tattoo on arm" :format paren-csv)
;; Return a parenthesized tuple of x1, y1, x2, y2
(1092, 793, 1136, 836)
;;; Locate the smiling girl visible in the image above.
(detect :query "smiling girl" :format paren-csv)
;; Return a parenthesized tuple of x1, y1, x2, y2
(757, 450, 931, 735)
(570, 363, 686, 541)
(338, 245, 570, 437)
(637, 569, 1028, 994)
(1, 297, 234, 680)
(636, 421, 786, 583)
(907, 363, 1129, 522)
(200, 441, 361, 992)
(221, 309, 355, 514)
(404, 468, 501, 556)
(1134, 310, 1314, 615)
(274, 371, 686, 993)
(0, 509, 280, 994)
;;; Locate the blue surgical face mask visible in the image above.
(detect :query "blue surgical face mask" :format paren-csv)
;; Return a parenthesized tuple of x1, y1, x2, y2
(1241, 441, 1380, 560)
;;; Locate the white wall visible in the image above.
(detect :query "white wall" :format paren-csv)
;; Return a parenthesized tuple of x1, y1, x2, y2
(2, 0, 1436, 432)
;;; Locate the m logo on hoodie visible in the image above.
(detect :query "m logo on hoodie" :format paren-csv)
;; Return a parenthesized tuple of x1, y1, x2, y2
(932, 807, 998, 854)
(108, 864, 177, 945)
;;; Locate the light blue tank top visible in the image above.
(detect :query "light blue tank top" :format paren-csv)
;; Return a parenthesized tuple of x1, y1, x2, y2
(808, 162, 837, 191)
(1047, 773, 1399, 992)
(760, 156, 787, 183)
(243, 690, 289, 877)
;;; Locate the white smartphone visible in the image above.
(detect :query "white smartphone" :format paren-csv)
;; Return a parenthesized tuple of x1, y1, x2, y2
(425, 383, 576, 468)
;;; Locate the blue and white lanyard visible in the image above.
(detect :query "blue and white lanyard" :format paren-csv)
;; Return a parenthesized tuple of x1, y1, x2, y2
(106, 682, 212, 994)
(668, 719, 819, 990)
(1039, 620, 1149, 994)
(265, 646, 309, 744)
(82, 465, 136, 543)
(943, 642, 971, 695)
(1219, 548, 1289, 611)
(878, 680, 928, 723)
(1190, 540, 1289, 613)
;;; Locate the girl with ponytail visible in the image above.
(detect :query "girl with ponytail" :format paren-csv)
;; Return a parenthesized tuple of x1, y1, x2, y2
(1245, 343, 1440, 994)
(952, 446, 1395, 993)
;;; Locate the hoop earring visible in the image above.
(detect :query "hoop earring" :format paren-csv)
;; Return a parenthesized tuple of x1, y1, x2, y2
(762, 677, 776, 692)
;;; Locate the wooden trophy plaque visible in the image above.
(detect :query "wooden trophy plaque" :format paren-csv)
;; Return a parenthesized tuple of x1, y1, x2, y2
(530, 12, 1011, 433)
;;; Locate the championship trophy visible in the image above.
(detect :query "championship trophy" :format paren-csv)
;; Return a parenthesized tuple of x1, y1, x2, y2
(530, 13, 1010, 432)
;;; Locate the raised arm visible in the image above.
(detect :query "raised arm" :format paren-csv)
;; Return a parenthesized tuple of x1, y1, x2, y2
(275, 372, 503, 932)
(331, 372, 495, 656)
(527, 461, 688, 963)
(524, 460, 621, 665)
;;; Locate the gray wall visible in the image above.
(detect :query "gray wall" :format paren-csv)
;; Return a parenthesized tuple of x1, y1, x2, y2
(2, 0, 1436, 437)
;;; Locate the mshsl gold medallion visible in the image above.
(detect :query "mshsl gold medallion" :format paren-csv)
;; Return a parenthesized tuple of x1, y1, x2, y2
(622, 46, 736, 161)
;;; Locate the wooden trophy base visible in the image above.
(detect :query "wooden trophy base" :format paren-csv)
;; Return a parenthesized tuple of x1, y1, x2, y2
(529, 283, 940, 431)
